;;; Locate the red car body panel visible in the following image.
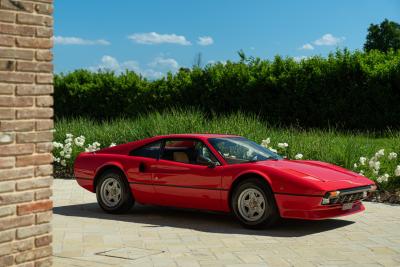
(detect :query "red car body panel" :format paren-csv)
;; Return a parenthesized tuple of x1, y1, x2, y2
(74, 134, 375, 220)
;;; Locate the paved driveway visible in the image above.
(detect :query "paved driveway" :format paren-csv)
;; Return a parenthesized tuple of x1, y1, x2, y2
(52, 179, 400, 267)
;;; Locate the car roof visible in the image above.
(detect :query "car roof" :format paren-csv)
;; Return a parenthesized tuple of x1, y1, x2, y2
(156, 133, 240, 139)
(97, 133, 241, 155)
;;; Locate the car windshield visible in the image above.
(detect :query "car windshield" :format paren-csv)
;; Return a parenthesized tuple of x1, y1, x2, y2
(208, 137, 282, 164)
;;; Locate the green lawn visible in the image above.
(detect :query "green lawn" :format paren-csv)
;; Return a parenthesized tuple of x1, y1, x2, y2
(54, 109, 400, 190)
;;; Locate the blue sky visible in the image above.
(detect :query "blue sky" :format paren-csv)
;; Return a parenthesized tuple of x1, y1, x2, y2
(54, 0, 400, 78)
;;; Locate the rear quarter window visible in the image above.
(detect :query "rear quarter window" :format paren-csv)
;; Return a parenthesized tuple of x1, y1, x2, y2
(129, 141, 162, 159)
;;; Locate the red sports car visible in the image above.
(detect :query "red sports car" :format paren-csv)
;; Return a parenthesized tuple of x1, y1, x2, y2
(74, 134, 376, 228)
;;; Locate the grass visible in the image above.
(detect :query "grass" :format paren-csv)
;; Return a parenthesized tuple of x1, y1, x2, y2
(54, 109, 400, 190)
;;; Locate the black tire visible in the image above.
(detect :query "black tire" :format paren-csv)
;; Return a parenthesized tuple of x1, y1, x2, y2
(96, 170, 134, 214)
(232, 178, 280, 229)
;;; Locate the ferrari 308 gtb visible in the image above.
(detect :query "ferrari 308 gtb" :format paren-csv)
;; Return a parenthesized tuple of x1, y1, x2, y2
(74, 134, 376, 228)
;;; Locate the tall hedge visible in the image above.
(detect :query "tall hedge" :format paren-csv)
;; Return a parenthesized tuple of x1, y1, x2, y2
(54, 49, 400, 130)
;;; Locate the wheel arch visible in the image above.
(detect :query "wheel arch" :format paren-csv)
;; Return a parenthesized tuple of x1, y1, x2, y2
(93, 162, 128, 191)
(228, 171, 273, 211)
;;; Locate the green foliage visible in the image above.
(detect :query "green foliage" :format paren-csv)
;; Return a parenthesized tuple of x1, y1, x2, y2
(54, 49, 400, 130)
(364, 19, 400, 52)
(54, 110, 400, 190)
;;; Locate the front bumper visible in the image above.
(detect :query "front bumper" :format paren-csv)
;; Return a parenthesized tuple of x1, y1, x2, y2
(275, 193, 365, 220)
(275, 184, 375, 220)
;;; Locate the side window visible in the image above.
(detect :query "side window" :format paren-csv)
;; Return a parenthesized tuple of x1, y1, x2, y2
(161, 139, 219, 166)
(193, 142, 219, 166)
(129, 141, 162, 159)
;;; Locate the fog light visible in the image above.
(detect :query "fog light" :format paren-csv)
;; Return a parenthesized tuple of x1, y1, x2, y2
(321, 198, 330, 205)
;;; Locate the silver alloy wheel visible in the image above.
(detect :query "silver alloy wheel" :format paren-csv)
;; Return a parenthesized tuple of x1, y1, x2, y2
(100, 177, 122, 208)
(238, 188, 266, 222)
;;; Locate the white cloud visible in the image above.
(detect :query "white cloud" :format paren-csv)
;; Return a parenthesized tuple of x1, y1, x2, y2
(197, 36, 214, 46)
(89, 55, 141, 73)
(53, 36, 110, 46)
(89, 55, 181, 79)
(148, 56, 179, 69)
(313, 34, 345, 46)
(128, 32, 191, 45)
(299, 43, 314, 50)
(293, 56, 309, 62)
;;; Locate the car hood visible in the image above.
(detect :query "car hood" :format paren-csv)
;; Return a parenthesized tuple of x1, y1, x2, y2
(255, 159, 374, 188)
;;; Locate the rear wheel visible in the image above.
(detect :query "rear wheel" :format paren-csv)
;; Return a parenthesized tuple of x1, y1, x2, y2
(96, 170, 134, 213)
(232, 178, 280, 229)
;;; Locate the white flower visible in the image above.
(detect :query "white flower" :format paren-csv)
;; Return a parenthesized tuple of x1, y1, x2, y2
(60, 159, 66, 167)
(373, 170, 379, 175)
(261, 138, 270, 148)
(395, 165, 400, 177)
(295, 153, 303, 159)
(375, 149, 385, 158)
(269, 148, 277, 153)
(64, 138, 72, 144)
(66, 133, 73, 139)
(359, 157, 367, 165)
(374, 161, 380, 170)
(109, 143, 116, 147)
(359, 170, 364, 176)
(353, 163, 358, 168)
(53, 156, 60, 163)
(74, 135, 85, 147)
(52, 141, 63, 149)
(388, 152, 397, 160)
(377, 173, 389, 183)
(369, 157, 380, 170)
(59, 151, 65, 157)
(85, 142, 101, 152)
(369, 159, 375, 169)
(277, 143, 288, 149)
(65, 154, 71, 159)
(64, 148, 72, 155)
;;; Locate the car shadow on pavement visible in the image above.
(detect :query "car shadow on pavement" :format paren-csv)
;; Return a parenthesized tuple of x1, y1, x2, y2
(53, 202, 354, 237)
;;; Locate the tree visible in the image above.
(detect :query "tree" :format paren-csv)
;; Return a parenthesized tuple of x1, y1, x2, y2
(364, 19, 400, 52)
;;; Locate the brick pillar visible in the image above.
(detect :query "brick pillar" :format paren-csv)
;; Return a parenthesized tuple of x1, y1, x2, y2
(0, 0, 53, 266)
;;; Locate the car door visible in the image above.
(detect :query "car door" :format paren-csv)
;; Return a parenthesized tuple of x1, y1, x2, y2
(125, 140, 161, 205)
(152, 139, 224, 211)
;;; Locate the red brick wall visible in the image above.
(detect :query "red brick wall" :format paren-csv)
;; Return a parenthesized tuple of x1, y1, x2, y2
(0, 0, 53, 266)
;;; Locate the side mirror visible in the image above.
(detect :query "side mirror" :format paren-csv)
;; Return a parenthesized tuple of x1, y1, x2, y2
(207, 161, 216, 168)
(197, 155, 218, 168)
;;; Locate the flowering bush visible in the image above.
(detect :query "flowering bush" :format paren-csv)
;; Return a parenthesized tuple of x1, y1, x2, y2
(53, 133, 115, 174)
(352, 149, 400, 188)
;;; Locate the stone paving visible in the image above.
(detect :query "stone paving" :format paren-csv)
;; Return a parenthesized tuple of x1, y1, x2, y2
(52, 179, 400, 267)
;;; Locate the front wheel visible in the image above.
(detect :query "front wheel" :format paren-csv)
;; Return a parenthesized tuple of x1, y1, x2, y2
(96, 170, 134, 214)
(232, 178, 280, 229)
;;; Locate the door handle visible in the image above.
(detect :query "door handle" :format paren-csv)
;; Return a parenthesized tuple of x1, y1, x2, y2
(139, 162, 146, 172)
